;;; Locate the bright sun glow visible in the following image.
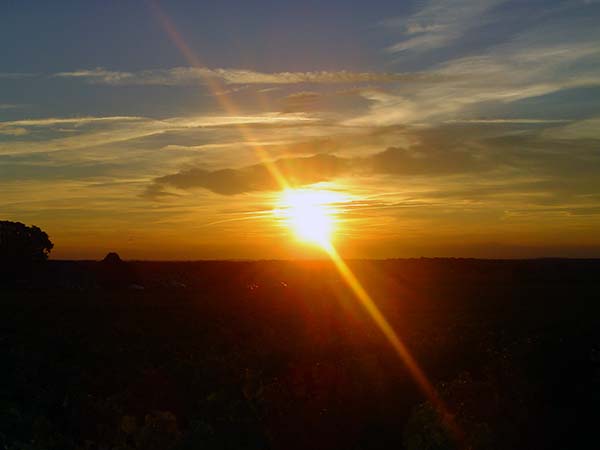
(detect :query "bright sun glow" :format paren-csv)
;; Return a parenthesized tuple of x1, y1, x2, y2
(275, 189, 343, 246)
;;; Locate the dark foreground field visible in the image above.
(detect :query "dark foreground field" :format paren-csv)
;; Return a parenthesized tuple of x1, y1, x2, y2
(2, 259, 599, 450)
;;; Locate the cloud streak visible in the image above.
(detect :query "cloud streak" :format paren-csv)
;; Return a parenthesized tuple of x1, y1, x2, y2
(384, 0, 506, 53)
(54, 66, 451, 86)
(0, 104, 26, 110)
(0, 113, 317, 155)
(0, 72, 36, 79)
(349, 37, 600, 127)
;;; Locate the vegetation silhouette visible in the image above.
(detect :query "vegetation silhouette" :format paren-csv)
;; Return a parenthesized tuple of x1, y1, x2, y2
(0, 220, 53, 263)
(103, 252, 123, 264)
(0, 220, 53, 284)
(97, 252, 138, 288)
(1, 246, 599, 449)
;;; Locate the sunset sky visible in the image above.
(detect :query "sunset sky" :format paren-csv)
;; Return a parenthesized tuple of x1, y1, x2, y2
(1, 0, 600, 259)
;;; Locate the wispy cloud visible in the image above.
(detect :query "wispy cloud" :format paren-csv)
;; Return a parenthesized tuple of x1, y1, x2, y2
(0, 103, 27, 110)
(1, 116, 145, 127)
(0, 72, 36, 79)
(280, 91, 323, 113)
(0, 127, 28, 136)
(384, 0, 506, 53)
(0, 113, 318, 156)
(54, 66, 450, 86)
(0, 116, 146, 138)
(350, 36, 600, 127)
(542, 117, 600, 140)
(445, 119, 571, 124)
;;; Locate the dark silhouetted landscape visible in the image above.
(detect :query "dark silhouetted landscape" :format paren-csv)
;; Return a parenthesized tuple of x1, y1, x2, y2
(2, 254, 599, 449)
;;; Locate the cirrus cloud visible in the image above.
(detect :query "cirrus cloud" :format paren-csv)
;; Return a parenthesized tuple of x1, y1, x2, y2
(54, 66, 452, 86)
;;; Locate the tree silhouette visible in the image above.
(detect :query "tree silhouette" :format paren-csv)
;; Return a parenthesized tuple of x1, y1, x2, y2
(0, 221, 54, 264)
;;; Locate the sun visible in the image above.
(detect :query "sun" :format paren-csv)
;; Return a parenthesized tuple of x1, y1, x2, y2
(274, 189, 342, 247)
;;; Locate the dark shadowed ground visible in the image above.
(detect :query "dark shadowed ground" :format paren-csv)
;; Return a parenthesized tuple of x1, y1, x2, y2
(2, 259, 599, 449)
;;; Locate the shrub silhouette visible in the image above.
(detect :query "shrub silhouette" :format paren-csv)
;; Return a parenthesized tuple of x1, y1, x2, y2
(0, 221, 53, 264)
(103, 251, 123, 264)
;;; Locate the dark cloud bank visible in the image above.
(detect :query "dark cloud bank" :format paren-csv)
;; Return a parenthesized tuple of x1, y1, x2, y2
(145, 145, 483, 198)
(144, 122, 600, 200)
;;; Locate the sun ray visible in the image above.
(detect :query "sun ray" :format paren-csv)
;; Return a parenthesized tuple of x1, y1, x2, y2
(147, 0, 290, 191)
(323, 242, 463, 442)
(148, 6, 462, 443)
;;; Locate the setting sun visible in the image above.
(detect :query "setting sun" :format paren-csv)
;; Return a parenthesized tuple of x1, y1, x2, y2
(274, 189, 343, 246)
(2, 1, 598, 448)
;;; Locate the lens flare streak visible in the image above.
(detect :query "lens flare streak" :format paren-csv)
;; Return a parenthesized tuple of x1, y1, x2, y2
(323, 242, 461, 440)
(149, 3, 462, 443)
